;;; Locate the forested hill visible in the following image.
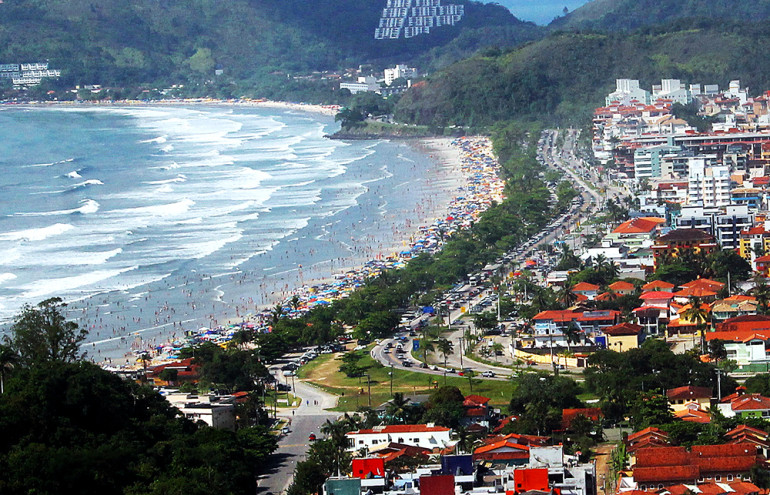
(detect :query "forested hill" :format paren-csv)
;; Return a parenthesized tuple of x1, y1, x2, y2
(549, 0, 770, 31)
(0, 0, 541, 87)
(393, 19, 770, 128)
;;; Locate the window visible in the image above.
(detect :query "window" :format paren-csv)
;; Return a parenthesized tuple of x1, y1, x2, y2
(727, 475, 734, 481)
(715, 476, 721, 482)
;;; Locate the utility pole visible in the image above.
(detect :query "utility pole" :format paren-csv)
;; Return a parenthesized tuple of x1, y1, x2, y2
(459, 337, 464, 368)
(367, 374, 372, 408)
(390, 363, 394, 397)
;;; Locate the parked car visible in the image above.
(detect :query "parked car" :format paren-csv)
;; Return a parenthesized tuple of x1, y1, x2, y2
(402, 361, 412, 367)
(481, 371, 496, 378)
(281, 426, 290, 435)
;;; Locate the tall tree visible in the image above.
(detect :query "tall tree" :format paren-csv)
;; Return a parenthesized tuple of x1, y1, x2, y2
(6, 297, 88, 366)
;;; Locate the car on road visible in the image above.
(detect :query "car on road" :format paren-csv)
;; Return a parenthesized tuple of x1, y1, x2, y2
(481, 371, 496, 378)
(383, 348, 390, 354)
(308, 433, 317, 441)
(281, 426, 290, 434)
(446, 368, 456, 374)
(402, 361, 412, 367)
(432, 365, 440, 371)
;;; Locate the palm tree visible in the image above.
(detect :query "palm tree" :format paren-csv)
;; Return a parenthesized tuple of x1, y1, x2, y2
(270, 304, 284, 326)
(557, 284, 578, 309)
(420, 338, 435, 365)
(289, 295, 301, 311)
(138, 352, 151, 385)
(453, 425, 477, 454)
(681, 296, 710, 351)
(436, 338, 454, 368)
(385, 392, 410, 424)
(753, 276, 770, 315)
(0, 344, 18, 394)
(491, 342, 504, 361)
(321, 419, 351, 471)
(564, 320, 582, 350)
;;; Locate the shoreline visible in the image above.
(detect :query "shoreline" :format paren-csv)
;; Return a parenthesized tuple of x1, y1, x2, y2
(99, 135, 503, 370)
(6, 97, 341, 117)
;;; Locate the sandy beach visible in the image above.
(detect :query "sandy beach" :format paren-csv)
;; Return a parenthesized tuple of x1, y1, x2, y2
(98, 134, 504, 369)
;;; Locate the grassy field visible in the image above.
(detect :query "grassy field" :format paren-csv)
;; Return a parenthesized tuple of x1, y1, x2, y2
(297, 349, 517, 412)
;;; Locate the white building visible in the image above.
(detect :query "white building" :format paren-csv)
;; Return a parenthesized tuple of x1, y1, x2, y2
(675, 205, 754, 250)
(652, 79, 693, 105)
(346, 424, 452, 452)
(165, 392, 237, 431)
(688, 160, 730, 207)
(340, 75, 380, 95)
(384, 64, 418, 86)
(606, 79, 651, 106)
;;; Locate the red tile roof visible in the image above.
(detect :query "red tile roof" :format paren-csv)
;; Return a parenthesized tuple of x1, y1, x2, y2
(681, 278, 725, 290)
(642, 280, 675, 291)
(635, 446, 690, 467)
(613, 217, 665, 234)
(609, 281, 636, 291)
(730, 394, 770, 411)
(657, 228, 715, 243)
(674, 407, 711, 424)
(706, 329, 770, 343)
(640, 291, 675, 300)
(602, 322, 643, 336)
(691, 444, 755, 457)
(532, 310, 580, 322)
(562, 408, 602, 429)
(572, 282, 600, 292)
(673, 287, 718, 298)
(474, 437, 530, 455)
(627, 426, 669, 443)
(666, 386, 712, 401)
(726, 425, 768, 439)
(717, 314, 770, 332)
(463, 394, 491, 406)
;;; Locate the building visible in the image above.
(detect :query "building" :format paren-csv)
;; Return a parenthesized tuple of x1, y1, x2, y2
(340, 75, 380, 94)
(346, 424, 452, 452)
(599, 322, 644, 351)
(688, 162, 730, 208)
(675, 205, 754, 250)
(717, 394, 770, 419)
(631, 444, 760, 490)
(384, 64, 417, 86)
(666, 386, 713, 413)
(165, 393, 237, 430)
(652, 228, 718, 267)
(607, 217, 666, 249)
(606, 79, 651, 106)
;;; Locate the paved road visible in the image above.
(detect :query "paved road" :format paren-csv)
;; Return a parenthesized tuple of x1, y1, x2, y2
(257, 370, 339, 495)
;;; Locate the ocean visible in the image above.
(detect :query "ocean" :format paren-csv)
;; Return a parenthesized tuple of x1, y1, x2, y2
(0, 104, 456, 363)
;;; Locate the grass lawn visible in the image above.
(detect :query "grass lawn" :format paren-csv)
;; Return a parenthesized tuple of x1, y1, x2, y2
(298, 348, 516, 412)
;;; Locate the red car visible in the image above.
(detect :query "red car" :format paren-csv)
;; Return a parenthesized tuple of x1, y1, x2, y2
(308, 433, 317, 441)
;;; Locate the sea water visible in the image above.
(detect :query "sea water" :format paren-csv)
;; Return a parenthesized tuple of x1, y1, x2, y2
(0, 105, 449, 363)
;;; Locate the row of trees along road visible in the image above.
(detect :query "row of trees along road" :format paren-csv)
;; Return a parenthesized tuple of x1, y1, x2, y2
(0, 297, 277, 495)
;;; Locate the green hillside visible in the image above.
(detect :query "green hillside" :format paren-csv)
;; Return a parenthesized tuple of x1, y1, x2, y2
(0, 0, 541, 91)
(394, 19, 770, 128)
(550, 0, 770, 31)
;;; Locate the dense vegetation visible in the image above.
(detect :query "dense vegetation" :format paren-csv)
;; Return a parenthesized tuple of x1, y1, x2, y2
(551, 0, 770, 31)
(395, 18, 770, 127)
(0, 0, 540, 99)
(0, 298, 277, 494)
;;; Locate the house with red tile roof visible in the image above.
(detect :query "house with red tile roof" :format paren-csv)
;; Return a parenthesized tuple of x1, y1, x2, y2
(666, 386, 713, 412)
(717, 394, 770, 419)
(608, 217, 666, 249)
(599, 322, 644, 351)
(652, 228, 718, 267)
(463, 395, 493, 428)
(561, 408, 602, 430)
(674, 403, 711, 424)
(572, 282, 600, 301)
(473, 435, 531, 464)
(711, 296, 758, 323)
(707, 315, 770, 371)
(147, 358, 200, 386)
(626, 427, 670, 454)
(662, 481, 760, 495)
(609, 280, 636, 295)
(726, 425, 770, 457)
(642, 280, 675, 291)
(634, 291, 675, 336)
(680, 278, 726, 292)
(631, 444, 761, 490)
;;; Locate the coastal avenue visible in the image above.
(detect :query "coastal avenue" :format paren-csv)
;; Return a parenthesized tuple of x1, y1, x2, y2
(370, 128, 625, 377)
(261, 128, 626, 493)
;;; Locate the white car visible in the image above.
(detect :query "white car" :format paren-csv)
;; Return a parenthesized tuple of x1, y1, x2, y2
(481, 371, 496, 378)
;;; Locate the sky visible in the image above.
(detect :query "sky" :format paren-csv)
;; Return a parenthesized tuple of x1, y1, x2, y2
(491, 0, 592, 25)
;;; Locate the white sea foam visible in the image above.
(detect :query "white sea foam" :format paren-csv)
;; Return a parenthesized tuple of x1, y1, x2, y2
(19, 266, 138, 300)
(0, 223, 74, 242)
(0, 273, 17, 285)
(66, 170, 82, 178)
(144, 175, 187, 185)
(71, 179, 104, 189)
(14, 199, 100, 216)
(140, 135, 168, 144)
